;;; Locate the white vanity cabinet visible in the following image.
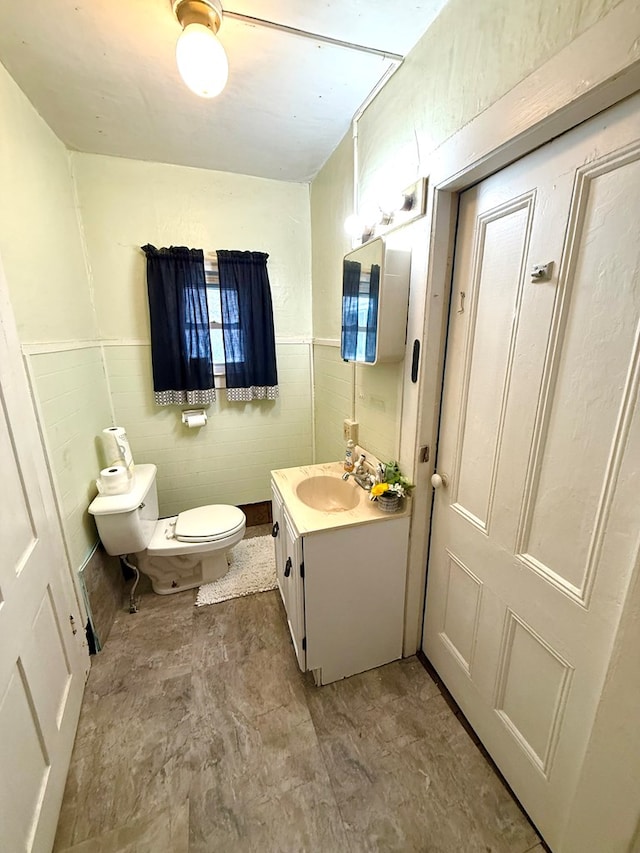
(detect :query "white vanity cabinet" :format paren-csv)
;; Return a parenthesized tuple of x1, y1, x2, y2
(271, 474, 410, 686)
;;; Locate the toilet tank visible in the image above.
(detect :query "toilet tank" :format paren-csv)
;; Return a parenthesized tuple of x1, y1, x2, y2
(88, 464, 159, 556)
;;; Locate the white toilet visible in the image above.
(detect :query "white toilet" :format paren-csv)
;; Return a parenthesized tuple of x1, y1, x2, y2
(89, 463, 246, 594)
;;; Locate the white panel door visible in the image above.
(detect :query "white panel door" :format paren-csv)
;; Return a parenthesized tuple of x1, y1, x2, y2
(0, 258, 88, 852)
(424, 93, 640, 851)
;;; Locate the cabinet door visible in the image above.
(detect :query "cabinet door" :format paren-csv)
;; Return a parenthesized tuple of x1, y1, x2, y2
(304, 519, 409, 684)
(270, 481, 286, 606)
(282, 510, 306, 672)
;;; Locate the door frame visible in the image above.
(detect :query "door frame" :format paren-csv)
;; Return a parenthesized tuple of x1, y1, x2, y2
(399, 0, 640, 847)
(402, 0, 640, 654)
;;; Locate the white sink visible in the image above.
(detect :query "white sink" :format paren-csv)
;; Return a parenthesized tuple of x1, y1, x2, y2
(272, 460, 408, 535)
(295, 475, 360, 512)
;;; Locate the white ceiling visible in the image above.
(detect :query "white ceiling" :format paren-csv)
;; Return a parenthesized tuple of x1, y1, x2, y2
(0, 0, 448, 182)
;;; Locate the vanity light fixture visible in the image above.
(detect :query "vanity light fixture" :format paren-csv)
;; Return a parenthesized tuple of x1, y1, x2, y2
(173, 0, 228, 98)
(344, 213, 375, 242)
(345, 179, 426, 245)
(379, 187, 416, 218)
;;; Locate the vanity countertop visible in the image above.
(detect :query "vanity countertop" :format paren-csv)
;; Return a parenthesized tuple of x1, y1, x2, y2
(271, 460, 410, 536)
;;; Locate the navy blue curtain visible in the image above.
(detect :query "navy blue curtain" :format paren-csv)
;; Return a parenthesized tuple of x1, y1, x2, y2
(216, 250, 278, 401)
(364, 264, 380, 363)
(142, 245, 216, 406)
(341, 260, 361, 361)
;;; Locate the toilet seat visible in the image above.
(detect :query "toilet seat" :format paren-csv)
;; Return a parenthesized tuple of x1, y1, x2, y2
(174, 505, 246, 543)
(146, 505, 246, 558)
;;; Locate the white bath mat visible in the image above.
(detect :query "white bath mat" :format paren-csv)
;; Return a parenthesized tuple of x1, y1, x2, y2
(195, 534, 277, 606)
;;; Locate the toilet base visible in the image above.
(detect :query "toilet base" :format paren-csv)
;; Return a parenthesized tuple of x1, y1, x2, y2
(137, 550, 231, 595)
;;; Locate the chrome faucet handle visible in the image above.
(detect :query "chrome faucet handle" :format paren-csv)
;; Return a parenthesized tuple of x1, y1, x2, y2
(353, 471, 374, 491)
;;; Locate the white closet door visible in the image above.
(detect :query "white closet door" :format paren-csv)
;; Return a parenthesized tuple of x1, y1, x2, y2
(0, 255, 88, 852)
(424, 93, 640, 850)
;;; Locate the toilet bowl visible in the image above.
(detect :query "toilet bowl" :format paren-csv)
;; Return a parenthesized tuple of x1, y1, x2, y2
(88, 463, 246, 594)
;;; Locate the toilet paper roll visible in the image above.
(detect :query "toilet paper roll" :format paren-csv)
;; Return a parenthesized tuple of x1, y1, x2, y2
(96, 466, 131, 495)
(182, 411, 207, 428)
(101, 426, 134, 473)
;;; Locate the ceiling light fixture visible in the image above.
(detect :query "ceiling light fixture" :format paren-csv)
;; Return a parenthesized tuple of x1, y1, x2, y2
(173, 0, 228, 98)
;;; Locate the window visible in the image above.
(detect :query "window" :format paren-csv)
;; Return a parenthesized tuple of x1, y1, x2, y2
(203, 257, 225, 375)
(204, 256, 247, 377)
(143, 245, 277, 404)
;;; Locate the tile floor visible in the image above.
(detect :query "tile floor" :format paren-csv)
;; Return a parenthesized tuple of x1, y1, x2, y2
(54, 529, 544, 853)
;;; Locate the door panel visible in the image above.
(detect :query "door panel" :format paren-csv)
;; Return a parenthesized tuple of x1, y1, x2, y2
(0, 257, 87, 852)
(521, 154, 640, 601)
(494, 611, 572, 776)
(0, 402, 36, 571)
(282, 509, 306, 671)
(424, 93, 640, 850)
(1, 664, 52, 853)
(455, 198, 533, 530)
(439, 551, 482, 673)
(270, 483, 286, 606)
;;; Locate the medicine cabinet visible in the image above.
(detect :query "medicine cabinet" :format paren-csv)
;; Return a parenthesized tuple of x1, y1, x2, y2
(340, 236, 411, 364)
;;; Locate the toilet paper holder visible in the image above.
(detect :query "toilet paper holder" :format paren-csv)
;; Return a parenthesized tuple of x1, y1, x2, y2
(181, 409, 207, 428)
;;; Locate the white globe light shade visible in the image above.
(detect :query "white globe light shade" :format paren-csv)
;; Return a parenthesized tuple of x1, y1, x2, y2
(176, 22, 228, 98)
(344, 214, 365, 238)
(378, 188, 406, 215)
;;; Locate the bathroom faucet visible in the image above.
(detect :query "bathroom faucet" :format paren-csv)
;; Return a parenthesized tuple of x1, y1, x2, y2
(342, 454, 374, 491)
(354, 471, 374, 491)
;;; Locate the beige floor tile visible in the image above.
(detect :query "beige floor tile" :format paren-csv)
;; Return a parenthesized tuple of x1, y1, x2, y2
(54, 800, 189, 853)
(55, 568, 541, 853)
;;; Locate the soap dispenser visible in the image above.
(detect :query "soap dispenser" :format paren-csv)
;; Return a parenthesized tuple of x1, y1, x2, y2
(344, 440, 355, 472)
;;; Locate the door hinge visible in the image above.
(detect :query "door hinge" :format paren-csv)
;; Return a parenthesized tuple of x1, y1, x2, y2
(69, 614, 78, 635)
(302, 637, 306, 651)
(300, 561, 305, 578)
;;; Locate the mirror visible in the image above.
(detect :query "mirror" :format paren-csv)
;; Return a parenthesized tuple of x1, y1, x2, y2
(340, 236, 410, 365)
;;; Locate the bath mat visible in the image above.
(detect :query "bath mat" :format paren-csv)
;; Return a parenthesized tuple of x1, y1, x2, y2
(195, 534, 277, 606)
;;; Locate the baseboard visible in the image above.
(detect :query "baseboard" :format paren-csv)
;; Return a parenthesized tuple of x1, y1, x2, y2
(238, 500, 272, 527)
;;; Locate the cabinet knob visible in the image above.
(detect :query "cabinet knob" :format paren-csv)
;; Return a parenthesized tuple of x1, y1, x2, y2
(271, 521, 279, 538)
(284, 557, 292, 577)
(431, 472, 449, 489)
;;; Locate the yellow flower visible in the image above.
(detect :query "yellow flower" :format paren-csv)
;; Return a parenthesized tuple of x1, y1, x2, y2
(371, 482, 390, 497)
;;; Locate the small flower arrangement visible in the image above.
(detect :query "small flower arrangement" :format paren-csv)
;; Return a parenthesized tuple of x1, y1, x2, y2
(369, 461, 414, 502)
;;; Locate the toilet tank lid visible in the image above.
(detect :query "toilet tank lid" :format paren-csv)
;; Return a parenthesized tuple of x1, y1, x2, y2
(88, 463, 157, 516)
